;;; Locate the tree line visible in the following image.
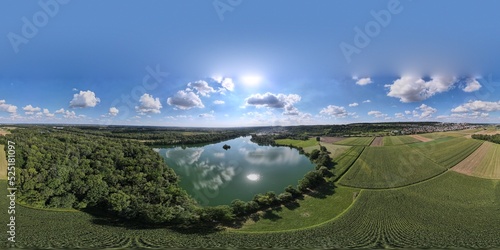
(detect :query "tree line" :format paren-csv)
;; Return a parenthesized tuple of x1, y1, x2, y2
(471, 133, 500, 144)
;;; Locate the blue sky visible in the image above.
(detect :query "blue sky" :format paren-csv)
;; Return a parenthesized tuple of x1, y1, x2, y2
(1, 0, 500, 126)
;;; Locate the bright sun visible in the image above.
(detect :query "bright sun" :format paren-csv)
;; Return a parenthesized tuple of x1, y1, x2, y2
(241, 75, 262, 86)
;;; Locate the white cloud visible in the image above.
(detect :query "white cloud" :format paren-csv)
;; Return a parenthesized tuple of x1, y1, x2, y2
(0, 100, 17, 114)
(221, 78, 235, 91)
(69, 90, 101, 108)
(349, 102, 359, 107)
(462, 78, 482, 92)
(362, 99, 371, 103)
(199, 110, 215, 119)
(415, 104, 437, 119)
(187, 80, 216, 97)
(167, 90, 204, 110)
(23, 105, 41, 115)
(368, 110, 388, 118)
(320, 105, 348, 118)
(404, 110, 411, 115)
(109, 107, 119, 116)
(245, 93, 302, 115)
(136, 93, 162, 114)
(63, 110, 77, 118)
(43, 108, 54, 117)
(385, 75, 456, 102)
(55, 108, 65, 114)
(213, 100, 225, 105)
(395, 112, 405, 118)
(451, 100, 500, 113)
(355, 77, 373, 86)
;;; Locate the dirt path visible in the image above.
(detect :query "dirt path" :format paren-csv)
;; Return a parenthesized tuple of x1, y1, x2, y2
(409, 134, 433, 142)
(451, 142, 493, 177)
(370, 137, 384, 147)
(0, 145, 7, 180)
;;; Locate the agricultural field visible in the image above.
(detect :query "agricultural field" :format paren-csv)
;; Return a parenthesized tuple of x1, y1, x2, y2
(410, 137, 483, 168)
(318, 143, 351, 159)
(453, 142, 500, 179)
(331, 146, 365, 180)
(275, 138, 318, 148)
(334, 137, 374, 146)
(0, 128, 11, 136)
(238, 186, 359, 232)
(409, 134, 433, 142)
(338, 145, 446, 188)
(383, 135, 421, 146)
(369, 137, 384, 147)
(319, 137, 345, 143)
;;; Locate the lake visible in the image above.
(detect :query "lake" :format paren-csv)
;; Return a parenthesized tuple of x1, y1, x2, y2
(156, 136, 315, 206)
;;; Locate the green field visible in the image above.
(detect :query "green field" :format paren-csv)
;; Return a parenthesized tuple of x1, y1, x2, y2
(419, 132, 464, 140)
(238, 186, 359, 232)
(319, 143, 351, 159)
(334, 137, 374, 146)
(410, 137, 483, 168)
(331, 146, 365, 180)
(275, 138, 318, 148)
(0, 145, 6, 180)
(338, 145, 445, 188)
(383, 135, 421, 146)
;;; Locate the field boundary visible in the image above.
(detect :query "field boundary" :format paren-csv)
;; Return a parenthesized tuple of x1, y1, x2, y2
(333, 146, 366, 182)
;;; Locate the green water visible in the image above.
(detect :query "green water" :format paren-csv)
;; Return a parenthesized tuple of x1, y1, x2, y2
(156, 136, 315, 206)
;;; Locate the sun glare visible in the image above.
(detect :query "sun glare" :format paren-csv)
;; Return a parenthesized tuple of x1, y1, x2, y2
(241, 75, 262, 86)
(246, 173, 261, 181)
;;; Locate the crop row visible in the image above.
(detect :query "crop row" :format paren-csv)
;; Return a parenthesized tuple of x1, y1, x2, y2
(383, 135, 420, 146)
(410, 137, 483, 168)
(334, 137, 374, 146)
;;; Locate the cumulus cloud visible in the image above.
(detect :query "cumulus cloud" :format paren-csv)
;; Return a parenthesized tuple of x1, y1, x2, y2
(167, 90, 204, 110)
(187, 80, 216, 97)
(109, 107, 119, 116)
(0, 100, 17, 114)
(320, 105, 348, 118)
(69, 90, 101, 108)
(23, 105, 41, 115)
(367, 110, 388, 118)
(213, 100, 225, 105)
(349, 102, 359, 107)
(63, 110, 77, 118)
(55, 108, 65, 114)
(43, 108, 54, 117)
(414, 104, 437, 119)
(199, 110, 215, 119)
(354, 77, 373, 86)
(212, 77, 235, 92)
(136, 94, 162, 114)
(246, 92, 300, 109)
(362, 99, 371, 103)
(451, 100, 500, 113)
(395, 112, 405, 118)
(385, 75, 456, 102)
(462, 78, 482, 92)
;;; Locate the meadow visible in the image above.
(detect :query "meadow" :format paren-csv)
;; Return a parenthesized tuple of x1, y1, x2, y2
(453, 141, 500, 179)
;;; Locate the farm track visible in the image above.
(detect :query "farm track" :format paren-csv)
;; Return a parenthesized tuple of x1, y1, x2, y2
(370, 137, 384, 147)
(409, 134, 432, 142)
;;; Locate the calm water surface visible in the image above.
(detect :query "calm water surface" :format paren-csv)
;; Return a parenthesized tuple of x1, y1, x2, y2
(156, 136, 314, 206)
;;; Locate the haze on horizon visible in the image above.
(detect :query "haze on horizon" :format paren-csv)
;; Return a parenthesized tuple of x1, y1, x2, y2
(1, 0, 500, 127)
